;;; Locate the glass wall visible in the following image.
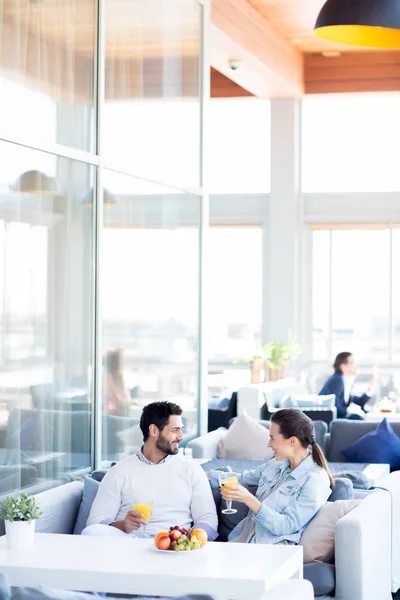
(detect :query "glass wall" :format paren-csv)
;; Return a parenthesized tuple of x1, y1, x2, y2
(208, 227, 262, 362)
(101, 173, 201, 460)
(302, 94, 400, 193)
(0, 0, 205, 493)
(209, 99, 270, 193)
(0, 142, 94, 495)
(312, 227, 395, 364)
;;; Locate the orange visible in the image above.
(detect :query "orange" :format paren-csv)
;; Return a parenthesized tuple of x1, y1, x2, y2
(191, 528, 208, 547)
(154, 531, 169, 546)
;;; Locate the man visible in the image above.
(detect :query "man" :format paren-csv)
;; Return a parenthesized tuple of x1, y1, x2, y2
(318, 352, 377, 420)
(82, 401, 218, 540)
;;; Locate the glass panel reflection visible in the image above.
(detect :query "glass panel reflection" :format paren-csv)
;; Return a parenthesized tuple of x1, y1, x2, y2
(0, 141, 94, 495)
(103, 0, 201, 189)
(101, 169, 200, 461)
(0, 0, 95, 152)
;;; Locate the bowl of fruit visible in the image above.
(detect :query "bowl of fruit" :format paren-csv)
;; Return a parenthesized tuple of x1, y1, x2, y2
(154, 526, 207, 553)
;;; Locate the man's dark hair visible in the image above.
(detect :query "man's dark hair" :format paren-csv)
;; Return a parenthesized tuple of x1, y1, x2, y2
(140, 401, 183, 442)
(333, 352, 352, 373)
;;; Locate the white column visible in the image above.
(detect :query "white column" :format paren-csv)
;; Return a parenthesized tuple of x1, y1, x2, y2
(263, 99, 302, 346)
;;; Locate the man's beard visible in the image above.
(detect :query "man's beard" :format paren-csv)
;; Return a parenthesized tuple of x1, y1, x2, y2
(156, 432, 179, 456)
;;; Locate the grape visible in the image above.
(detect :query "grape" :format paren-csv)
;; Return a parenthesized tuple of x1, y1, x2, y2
(180, 535, 187, 542)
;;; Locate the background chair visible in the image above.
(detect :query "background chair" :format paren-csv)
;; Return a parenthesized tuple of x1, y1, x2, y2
(207, 391, 237, 432)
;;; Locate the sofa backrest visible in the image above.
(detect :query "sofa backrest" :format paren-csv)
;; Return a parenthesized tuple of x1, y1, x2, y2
(35, 480, 84, 534)
(327, 419, 400, 462)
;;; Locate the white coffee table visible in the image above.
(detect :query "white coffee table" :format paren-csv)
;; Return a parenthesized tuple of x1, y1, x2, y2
(0, 534, 303, 600)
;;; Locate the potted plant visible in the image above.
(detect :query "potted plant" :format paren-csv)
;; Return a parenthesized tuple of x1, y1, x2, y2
(0, 491, 43, 549)
(235, 350, 264, 384)
(262, 335, 302, 382)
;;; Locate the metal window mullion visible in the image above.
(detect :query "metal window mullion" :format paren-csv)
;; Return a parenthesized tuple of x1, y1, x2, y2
(328, 230, 333, 362)
(91, 0, 106, 471)
(389, 224, 394, 363)
(0, 134, 100, 166)
(197, 0, 210, 437)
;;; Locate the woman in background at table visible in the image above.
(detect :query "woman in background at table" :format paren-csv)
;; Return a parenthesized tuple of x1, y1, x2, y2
(103, 348, 130, 417)
(219, 409, 333, 545)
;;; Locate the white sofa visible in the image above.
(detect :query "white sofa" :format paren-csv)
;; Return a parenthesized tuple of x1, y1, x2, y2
(24, 471, 392, 600)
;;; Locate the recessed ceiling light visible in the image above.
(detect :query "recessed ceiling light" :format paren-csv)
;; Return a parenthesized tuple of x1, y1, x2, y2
(322, 50, 342, 57)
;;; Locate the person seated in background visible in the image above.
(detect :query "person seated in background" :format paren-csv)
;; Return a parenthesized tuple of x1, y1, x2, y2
(217, 409, 332, 545)
(318, 352, 377, 420)
(103, 348, 130, 417)
(83, 401, 218, 540)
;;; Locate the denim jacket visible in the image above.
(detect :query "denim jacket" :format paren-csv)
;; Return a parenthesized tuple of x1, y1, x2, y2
(228, 454, 331, 545)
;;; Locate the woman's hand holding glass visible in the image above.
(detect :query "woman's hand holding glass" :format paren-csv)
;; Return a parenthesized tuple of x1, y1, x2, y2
(220, 478, 263, 516)
(220, 482, 253, 506)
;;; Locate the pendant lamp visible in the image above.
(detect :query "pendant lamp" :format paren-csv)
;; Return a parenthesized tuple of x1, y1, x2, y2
(81, 188, 117, 208)
(315, 0, 400, 48)
(10, 170, 57, 194)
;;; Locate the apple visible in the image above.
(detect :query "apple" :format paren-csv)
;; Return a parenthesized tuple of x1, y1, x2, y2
(157, 535, 171, 550)
(169, 529, 182, 542)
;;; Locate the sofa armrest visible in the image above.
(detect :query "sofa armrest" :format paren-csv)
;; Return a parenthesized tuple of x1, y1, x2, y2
(335, 489, 392, 600)
(187, 428, 228, 459)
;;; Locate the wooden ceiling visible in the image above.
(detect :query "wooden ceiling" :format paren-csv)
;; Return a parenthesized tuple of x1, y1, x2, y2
(246, 0, 368, 53)
(2, 0, 201, 58)
(1, 0, 400, 98)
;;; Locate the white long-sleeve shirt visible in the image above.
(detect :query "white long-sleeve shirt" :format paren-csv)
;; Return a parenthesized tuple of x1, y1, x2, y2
(87, 454, 218, 538)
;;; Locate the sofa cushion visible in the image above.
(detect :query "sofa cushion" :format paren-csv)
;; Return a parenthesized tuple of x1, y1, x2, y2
(303, 562, 336, 597)
(300, 499, 361, 564)
(342, 418, 400, 470)
(327, 418, 400, 462)
(329, 477, 353, 501)
(35, 481, 83, 535)
(217, 414, 273, 461)
(281, 394, 335, 409)
(73, 476, 100, 535)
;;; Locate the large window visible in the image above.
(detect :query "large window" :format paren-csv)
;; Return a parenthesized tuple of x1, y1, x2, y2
(302, 94, 400, 192)
(209, 99, 271, 193)
(208, 227, 263, 362)
(0, 142, 94, 494)
(0, 0, 206, 494)
(101, 175, 200, 460)
(312, 226, 398, 364)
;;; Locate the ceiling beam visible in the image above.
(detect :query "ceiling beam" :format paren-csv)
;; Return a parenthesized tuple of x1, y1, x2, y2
(211, 0, 304, 98)
(305, 51, 400, 94)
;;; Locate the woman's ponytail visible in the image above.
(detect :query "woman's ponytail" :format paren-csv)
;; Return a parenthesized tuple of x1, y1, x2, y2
(312, 442, 335, 490)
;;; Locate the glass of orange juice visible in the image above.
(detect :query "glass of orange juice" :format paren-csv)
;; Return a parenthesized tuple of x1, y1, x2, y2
(133, 499, 153, 537)
(218, 472, 239, 514)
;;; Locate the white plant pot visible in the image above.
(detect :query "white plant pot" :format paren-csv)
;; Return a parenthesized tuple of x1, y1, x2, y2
(5, 520, 36, 549)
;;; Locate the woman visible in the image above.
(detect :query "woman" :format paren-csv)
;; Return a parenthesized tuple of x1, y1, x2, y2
(220, 409, 333, 545)
(319, 352, 377, 420)
(103, 349, 130, 417)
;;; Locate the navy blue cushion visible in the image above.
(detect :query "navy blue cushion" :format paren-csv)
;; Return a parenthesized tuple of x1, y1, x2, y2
(73, 475, 100, 535)
(342, 418, 400, 471)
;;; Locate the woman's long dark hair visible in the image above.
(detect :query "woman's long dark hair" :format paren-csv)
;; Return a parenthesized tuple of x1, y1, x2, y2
(271, 408, 335, 490)
(333, 351, 352, 374)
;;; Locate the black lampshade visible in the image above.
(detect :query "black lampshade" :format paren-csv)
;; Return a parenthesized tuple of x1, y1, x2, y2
(315, 0, 400, 48)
